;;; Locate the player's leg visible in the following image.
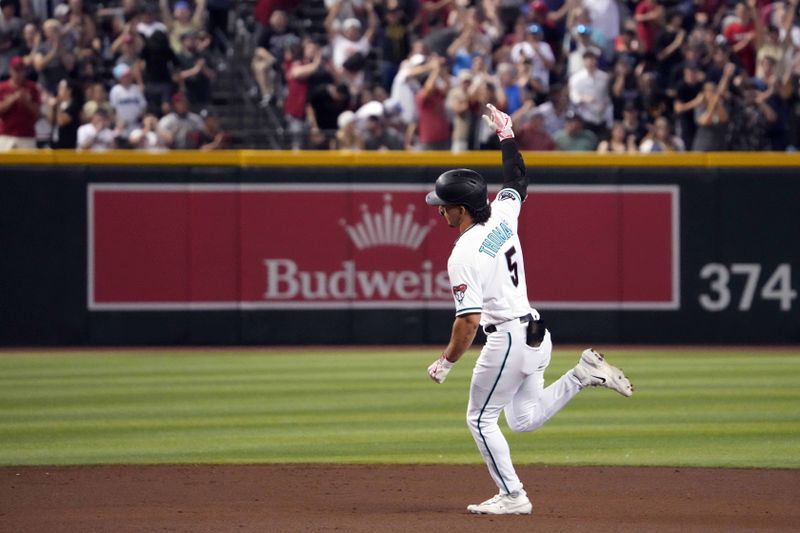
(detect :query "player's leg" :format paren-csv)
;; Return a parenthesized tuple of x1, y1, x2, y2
(466, 328, 527, 495)
(504, 330, 583, 433)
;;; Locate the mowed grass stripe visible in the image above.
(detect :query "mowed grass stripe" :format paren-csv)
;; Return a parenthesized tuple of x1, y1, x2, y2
(0, 350, 798, 467)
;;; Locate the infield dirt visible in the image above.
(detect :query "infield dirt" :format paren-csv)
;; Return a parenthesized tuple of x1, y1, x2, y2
(1, 465, 798, 532)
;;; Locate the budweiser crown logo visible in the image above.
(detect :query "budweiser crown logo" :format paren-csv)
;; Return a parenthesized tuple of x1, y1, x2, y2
(339, 194, 436, 250)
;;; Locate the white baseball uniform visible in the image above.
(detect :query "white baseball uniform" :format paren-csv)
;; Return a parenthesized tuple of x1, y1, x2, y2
(448, 186, 583, 496)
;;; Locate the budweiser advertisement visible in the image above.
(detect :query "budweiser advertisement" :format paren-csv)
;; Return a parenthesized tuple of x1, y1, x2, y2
(88, 184, 679, 311)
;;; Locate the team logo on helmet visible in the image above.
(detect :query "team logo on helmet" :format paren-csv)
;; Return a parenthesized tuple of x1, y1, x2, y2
(452, 283, 468, 303)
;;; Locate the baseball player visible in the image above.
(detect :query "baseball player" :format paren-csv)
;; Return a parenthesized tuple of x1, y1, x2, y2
(426, 103, 633, 515)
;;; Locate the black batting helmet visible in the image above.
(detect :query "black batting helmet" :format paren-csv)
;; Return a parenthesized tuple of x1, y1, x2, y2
(425, 168, 488, 213)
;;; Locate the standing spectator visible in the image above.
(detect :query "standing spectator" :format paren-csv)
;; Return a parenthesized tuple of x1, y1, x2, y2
(158, 91, 204, 148)
(724, 0, 760, 76)
(306, 81, 350, 140)
(50, 78, 83, 149)
(110, 63, 147, 138)
(33, 19, 74, 97)
(377, 4, 411, 91)
(205, 0, 231, 54)
(495, 62, 524, 115)
(325, 2, 378, 95)
(534, 83, 570, 136)
(553, 109, 598, 150)
(640, 116, 685, 151)
(609, 57, 640, 119)
(634, 0, 664, 55)
(283, 38, 321, 149)
(177, 30, 215, 109)
(137, 2, 169, 38)
(0, 56, 39, 149)
(414, 56, 450, 150)
(692, 63, 734, 151)
(252, 9, 296, 106)
(77, 108, 118, 150)
(446, 69, 474, 152)
(65, 0, 98, 57)
(0, 0, 23, 79)
(655, 10, 687, 88)
(138, 29, 178, 115)
(673, 62, 704, 149)
(159, 0, 207, 54)
(583, 0, 620, 57)
(569, 49, 611, 136)
(597, 120, 638, 152)
(510, 23, 555, 96)
(566, 24, 602, 78)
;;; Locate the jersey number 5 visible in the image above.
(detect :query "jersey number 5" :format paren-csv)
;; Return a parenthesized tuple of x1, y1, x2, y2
(505, 246, 519, 287)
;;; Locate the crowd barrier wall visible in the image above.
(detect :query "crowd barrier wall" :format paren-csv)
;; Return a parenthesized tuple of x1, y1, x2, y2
(1, 150, 798, 345)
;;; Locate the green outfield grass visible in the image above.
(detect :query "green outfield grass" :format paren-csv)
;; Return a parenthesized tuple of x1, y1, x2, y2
(0, 348, 798, 467)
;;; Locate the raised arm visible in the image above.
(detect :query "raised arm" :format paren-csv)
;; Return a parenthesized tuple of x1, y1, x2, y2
(484, 103, 528, 201)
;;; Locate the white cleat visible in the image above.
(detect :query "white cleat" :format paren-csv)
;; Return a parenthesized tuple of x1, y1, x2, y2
(573, 348, 634, 397)
(467, 488, 532, 515)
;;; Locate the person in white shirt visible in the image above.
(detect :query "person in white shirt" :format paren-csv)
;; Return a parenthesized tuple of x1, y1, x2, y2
(324, 0, 378, 96)
(109, 63, 147, 137)
(77, 109, 117, 150)
(425, 104, 633, 516)
(509, 24, 555, 93)
(568, 49, 611, 136)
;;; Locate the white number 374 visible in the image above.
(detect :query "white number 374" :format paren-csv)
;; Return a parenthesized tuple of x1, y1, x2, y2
(699, 263, 796, 312)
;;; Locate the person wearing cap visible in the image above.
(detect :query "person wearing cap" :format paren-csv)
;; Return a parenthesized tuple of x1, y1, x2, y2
(157, 91, 204, 148)
(414, 54, 450, 150)
(110, 62, 147, 138)
(159, 0, 206, 54)
(325, 0, 377, 74)
(510, 23, 555, 95)
(0, 56, 40, 149)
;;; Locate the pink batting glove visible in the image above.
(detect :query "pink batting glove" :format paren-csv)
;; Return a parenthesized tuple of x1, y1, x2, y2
(483, 103, 514, 141)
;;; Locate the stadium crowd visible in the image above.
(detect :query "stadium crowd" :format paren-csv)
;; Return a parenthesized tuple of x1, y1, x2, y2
(1, 0, 800, 151)
(254, 0, 800, 151)
(0, 0, 229, 150)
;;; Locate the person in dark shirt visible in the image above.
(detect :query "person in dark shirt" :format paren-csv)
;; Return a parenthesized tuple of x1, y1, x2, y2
(673, 62, 704, 150)
(307, 82, 350, 136)
(378, 5, 411, 91)
(363, 115, 404, 150)
(654, 10, 686, 90)
(177, 30, 215, 109)
(138, 30, 178, 115)
(50, 78, 83, 148)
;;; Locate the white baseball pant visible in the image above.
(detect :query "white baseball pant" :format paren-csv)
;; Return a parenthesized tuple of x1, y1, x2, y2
(466, 323, 581, 495)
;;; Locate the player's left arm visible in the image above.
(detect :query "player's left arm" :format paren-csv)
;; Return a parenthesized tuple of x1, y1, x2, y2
(484, 103, 528, 202)
(427, 313, 480, 384)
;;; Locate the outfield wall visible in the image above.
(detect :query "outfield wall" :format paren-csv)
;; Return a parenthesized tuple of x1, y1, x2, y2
(1, 150, 798, 345)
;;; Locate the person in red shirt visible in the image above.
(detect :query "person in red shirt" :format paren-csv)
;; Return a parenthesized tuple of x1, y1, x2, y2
(0, 56, 40, 149)
(414, 56, 451, 150)
(634, 0, 664, 55)
(283, 38, 321, 149)
(724, 0, 760, 75)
